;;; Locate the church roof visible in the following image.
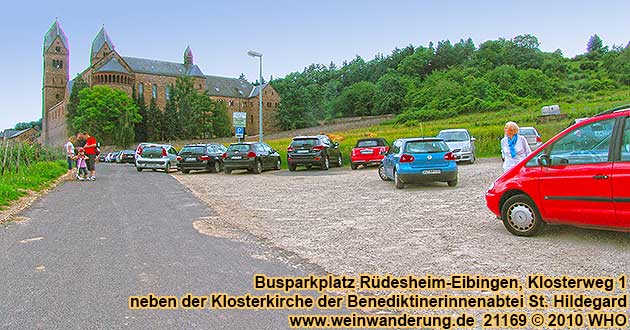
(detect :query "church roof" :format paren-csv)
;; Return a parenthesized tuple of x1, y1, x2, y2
(248, 83, 269, 98)
(122, 56, 205, 78)
(43, 20, 68, 53)
(205, 75, 254, 99)
(95, 57, 129, 73)
(91, 28, 114, 59)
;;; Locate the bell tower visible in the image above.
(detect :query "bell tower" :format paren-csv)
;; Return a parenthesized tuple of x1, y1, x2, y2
(42, 19, 69, 145)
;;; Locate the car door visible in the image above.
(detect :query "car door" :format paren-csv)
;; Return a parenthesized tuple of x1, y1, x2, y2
(265, 144, 279, 166)
(384, 140, 402, 178)
(254, 144, 268, 168)
(168, 147, 178, 166)
(613, 116, 630, 227)
(538, 118, 616, 226)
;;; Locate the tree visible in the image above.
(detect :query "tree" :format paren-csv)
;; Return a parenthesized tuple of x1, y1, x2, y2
(587, 34, 604, 54)
(65, 75, 89, 134)
(162, 98, 178, 141)
(133, 85, 148, 142)
(238, 73, 246, 80)
(145, 97, 161, 141)
(210, 100, 231, 137)
(14, 119, 42, 131)
(72, 86, 140, 146)
(375, 73, 408, 114)
(334, 81, 377, 116)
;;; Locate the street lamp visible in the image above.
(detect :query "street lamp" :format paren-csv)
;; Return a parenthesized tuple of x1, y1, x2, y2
(248, 50, 263, 143)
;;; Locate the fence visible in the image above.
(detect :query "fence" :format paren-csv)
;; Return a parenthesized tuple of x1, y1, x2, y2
(0, 140, 62, 176)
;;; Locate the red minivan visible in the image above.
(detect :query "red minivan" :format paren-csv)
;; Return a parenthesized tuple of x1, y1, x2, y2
(486, 106, 630, 236)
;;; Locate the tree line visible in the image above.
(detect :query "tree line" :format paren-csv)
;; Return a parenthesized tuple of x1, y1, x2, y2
(65, 76, 231, 146)
(271, 34, 630, 128)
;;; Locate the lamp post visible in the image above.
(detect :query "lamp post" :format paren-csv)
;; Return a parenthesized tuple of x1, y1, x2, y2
(247, 50, 263, 143)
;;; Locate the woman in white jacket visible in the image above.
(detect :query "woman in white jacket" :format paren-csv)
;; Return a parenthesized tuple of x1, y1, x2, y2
(501, 122, 532, 172)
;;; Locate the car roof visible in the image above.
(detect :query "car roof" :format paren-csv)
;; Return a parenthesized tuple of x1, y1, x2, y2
(292, 135, 323, 139)
(398, 137, 444, 143)
(438, 128, 469, 133)
(228, 142, 257, 145)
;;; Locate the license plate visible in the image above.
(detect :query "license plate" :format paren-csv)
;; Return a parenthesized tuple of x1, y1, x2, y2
(422, 169, 441, 175)
(360, 149, 373, 154)
(231, 156, 242, 160)
(186, 157, 196, 162)
(297, 149, 309, 153)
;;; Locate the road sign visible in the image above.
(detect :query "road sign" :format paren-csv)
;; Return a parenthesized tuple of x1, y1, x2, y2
(233, 112, 247, 127)
(235, 126, 245, 139)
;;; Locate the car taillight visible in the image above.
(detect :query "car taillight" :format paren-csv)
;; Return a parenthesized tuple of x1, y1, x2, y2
(381, 147, 388, 155)
(400, 154, 415, 163)
(312, 145, 324, 151)
(444, 152, 456, 161)
(247, 151, 257, 158)
(287, 146, 294, 152)
(137, 147, 143, 155)
(536, 136, 542, 143)
(199, 155, 211, 161)
(351, 149, 357, 156)
(176, 156, 182, 161)
(222, 152, 227, 159)
(161, 148, 167, 157)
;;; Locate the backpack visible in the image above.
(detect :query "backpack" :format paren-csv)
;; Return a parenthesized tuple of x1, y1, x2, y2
(96, 142, 101, 156)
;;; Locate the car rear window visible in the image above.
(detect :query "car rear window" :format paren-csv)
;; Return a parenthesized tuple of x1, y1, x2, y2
(356, 139, 385, 148)
(122, 150, 134, 155)
(520, 128, 537, 136)
(405, 141, 449, 153)
(141, 147, 163, 156)
(291, 138, 320, 147)
(437, 131, 469, 142)
(180, 146, 206, 155)
(227, 144, 251, 152)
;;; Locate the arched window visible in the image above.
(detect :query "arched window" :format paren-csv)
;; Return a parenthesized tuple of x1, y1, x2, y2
(138, 83, 144, 96)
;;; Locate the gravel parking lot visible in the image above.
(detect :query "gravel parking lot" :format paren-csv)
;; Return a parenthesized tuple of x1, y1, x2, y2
(173, 158, 630, 277)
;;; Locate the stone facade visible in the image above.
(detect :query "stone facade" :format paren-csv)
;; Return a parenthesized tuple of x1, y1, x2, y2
(42, 21, 281, 146)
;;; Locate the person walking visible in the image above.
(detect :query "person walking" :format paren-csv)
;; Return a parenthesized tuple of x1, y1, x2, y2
(63, 136, 75, 175)
(82, 132, 98, 181)
(501, 121, 532, 172)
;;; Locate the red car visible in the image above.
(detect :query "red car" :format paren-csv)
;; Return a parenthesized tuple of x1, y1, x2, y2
(350, 138, 389, 170)
(486, 106, 630, 236)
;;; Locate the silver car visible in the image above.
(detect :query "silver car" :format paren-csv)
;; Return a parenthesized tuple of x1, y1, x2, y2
(437, 129, 476, 163)
(135, 144, 179, 173)
(519, 127, 542, 150)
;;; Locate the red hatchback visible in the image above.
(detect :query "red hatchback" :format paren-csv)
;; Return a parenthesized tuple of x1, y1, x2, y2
(350, 138, 389, 170)
(486, 106, 630, 236)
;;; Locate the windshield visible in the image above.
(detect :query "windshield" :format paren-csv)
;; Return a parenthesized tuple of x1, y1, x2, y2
(356, 139, 385, 148)
(405, 141, 449, 153)
(180, 146, 206, 155)
(437, 131, 469, 142)
(291, 138, 319, 147)
(227, 144, 251, 152)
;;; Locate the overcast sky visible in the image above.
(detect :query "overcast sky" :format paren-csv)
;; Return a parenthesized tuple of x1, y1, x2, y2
(1, 0, 630, 130)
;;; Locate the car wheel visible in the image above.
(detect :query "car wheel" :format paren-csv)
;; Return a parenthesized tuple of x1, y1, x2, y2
(136, 167, 143, 172)
(274, 158, 281, 170)
(394, 169, 404, 189)
(336, 155, 343, 167)
(321, 156, 329, 170)
(288, 163, 296, 171)
(164, 163, 171, 174)
(211, 161, 220, 173)
(351, 163, 358, 170)
(224, 168, 232, 174)
(469, 154, 476, 164)
(182, 169, 190, 174)
(501, 194, 545, 237)
(378, 164, 390, 181)
(447, 178, 458, 187)
(253, 160, 263, 174)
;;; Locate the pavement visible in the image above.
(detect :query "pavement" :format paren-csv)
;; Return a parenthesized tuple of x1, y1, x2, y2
(0, 163, 307, 329)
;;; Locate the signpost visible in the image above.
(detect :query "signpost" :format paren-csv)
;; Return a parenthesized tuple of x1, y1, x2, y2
(233, 112, 247, 142)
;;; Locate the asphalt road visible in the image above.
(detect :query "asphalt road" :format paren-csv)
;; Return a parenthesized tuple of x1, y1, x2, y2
(0, 164, 307, 329)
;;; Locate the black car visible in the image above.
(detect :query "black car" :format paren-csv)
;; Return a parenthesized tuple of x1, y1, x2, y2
(117, 150, 136, 163)
(223, 142, 281, 174)
(287, 135, 343, 171)
(177, 143, 227, 174)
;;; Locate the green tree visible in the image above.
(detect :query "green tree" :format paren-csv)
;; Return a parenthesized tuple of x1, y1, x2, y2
(65, 75, 89, 134)
(72, 86, 140, 146)
(162, 98, 178, 141)
(210, 100, 231, 137)
(374, 73, 408, 114)
(587, 34, 604, 54)
(334, 81, 377, 116)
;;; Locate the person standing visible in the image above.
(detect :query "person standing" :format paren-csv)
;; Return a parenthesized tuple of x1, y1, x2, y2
(82, 132, 98, 181)
(501, 121, 532, 172)
(63, 137, 75, 175)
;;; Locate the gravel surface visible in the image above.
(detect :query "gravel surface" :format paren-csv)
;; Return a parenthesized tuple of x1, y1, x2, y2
(173, 158, 630, 277)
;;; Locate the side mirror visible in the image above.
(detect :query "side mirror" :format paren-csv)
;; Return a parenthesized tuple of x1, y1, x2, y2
(334, 142, 339, 147)
(471, 137, 476, 142)
(537, 154, 550, 167)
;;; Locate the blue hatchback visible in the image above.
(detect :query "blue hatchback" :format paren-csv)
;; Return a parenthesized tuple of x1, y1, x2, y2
(378, 138, 458, 189)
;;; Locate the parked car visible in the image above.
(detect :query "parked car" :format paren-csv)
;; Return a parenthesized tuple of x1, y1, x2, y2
(135, 142, 150, 161)
(108, 151, 120, 163)
(486, 105, 630, 236)
(519, 127, 543, 150)
(350, 138, 389, 170)
(287, 135, 343, 171)
(178, 143, 226, 174)
(135, 144, 179, 173)
(379, 138, 458, 189)
(222, 142, 281, 174)
(98, 153, 106, 162)
(117, 150, 136, 163)
(436, 129, 476, 163)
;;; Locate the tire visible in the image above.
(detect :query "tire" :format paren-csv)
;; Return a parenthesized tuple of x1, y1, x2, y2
(274, 158, 281, 170)
(182, 169, 190, 174)
(501, 194, 545, 237)
(253, 160, 263, 174)
(224, 168, 232, 174)
(288, 163, 296, 171)
(469, 154, 476, 164)
(351, 163, 358, 170)
(164, 163, 171, 174)
(321, 156, 329, 170)
(394, 169, 404, 189)
(378, 164, 390, 181)
(336, 154, 343, 167)
(210, 161, 220, 173)
(136, 167, 143, 172)
(447, 178, 458, 187)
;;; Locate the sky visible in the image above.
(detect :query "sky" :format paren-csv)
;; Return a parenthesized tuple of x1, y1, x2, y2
(1, 0, 630, 130)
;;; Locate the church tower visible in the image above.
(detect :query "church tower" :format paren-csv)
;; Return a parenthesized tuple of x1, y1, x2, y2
(42, 19, 69, 145)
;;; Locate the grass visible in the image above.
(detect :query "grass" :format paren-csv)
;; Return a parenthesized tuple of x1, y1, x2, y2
(261, 88, 630, 167)
(0, 161, 67, 209)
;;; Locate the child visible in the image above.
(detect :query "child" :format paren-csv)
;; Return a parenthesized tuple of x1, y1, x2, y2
(74, 148, 89, 181)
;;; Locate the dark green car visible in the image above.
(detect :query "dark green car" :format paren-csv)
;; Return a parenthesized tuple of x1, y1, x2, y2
(223, 142, 281, 174)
